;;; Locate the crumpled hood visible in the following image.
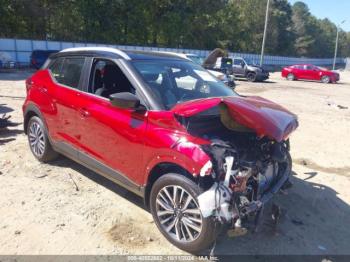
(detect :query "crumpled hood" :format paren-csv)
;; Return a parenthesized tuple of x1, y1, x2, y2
(247, 64, 262, 70)
(171, 96, 298, 142)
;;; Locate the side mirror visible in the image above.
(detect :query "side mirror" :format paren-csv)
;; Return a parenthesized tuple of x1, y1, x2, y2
(241, 62, 245, 68)
(109, 92, 141, 109)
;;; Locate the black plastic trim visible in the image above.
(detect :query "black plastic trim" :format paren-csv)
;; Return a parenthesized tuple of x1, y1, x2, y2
(260, 166, 290, 204)
(52, 141, 145, 198)
(23, 103, 46, 134)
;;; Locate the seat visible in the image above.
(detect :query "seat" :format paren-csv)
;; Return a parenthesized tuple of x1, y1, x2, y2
(62, 63, 81, 88)
(159, 72, 178, 108)
(93, 69, 103, 93)
(95, 64, 132, 98)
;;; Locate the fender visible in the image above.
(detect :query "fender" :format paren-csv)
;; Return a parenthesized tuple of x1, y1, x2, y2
(142, 140, 211, 185)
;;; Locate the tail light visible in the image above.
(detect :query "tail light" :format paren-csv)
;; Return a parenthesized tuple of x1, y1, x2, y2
(25, 78, 33, 93)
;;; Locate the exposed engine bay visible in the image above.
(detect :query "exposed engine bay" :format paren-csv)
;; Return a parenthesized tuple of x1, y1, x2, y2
(179, 105, 293, 230)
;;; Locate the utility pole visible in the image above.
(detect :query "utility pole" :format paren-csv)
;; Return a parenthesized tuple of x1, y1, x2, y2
(260, 0, 270, 67)
(333, 20, 346, 70)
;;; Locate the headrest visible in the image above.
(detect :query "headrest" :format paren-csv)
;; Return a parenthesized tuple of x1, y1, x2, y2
(143, 73, 159, 82)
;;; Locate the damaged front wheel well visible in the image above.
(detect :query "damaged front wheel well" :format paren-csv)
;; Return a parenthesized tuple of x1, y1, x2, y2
(144, 163, 195, 209)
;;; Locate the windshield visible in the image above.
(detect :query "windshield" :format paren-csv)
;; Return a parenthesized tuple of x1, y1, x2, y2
(244, 58, 258, 65)
(132, 60, 237, 110)
(186, 55, 204, 66)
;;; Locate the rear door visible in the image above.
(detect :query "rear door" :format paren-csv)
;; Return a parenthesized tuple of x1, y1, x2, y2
(301, 65, 315, 80)
(48, 56, 86, 154)
(293, 65, 305, 79)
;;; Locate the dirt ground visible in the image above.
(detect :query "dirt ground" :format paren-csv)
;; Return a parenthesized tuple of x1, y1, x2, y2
(1, 69, 350, 256)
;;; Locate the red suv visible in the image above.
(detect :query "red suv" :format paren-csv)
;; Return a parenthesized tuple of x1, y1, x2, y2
(23, 47, 298, 253)
(282, 64, 340, 83)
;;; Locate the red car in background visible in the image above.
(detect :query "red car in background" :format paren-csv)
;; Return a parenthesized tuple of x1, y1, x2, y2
(282, 64, 340, 83)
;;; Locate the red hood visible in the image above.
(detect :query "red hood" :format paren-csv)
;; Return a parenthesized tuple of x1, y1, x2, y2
(171, 96, 298, 142)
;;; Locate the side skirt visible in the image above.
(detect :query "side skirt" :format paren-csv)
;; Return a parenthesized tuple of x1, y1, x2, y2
(52, 141, 145, 198)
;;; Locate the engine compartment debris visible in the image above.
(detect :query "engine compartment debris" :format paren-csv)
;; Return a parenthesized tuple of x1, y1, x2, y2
(185, 105, 294, 232)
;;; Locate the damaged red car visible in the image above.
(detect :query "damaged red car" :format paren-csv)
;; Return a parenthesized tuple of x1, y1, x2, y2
(23, 47, 298, 253)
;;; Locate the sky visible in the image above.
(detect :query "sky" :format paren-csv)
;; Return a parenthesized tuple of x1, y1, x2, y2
(289, 0, 350, 32)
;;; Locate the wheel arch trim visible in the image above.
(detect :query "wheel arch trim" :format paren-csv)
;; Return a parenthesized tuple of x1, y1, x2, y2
(23, 103, 47, 135)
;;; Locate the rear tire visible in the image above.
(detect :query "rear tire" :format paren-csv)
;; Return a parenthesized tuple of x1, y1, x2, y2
(287, 73, 295, 81)
(27, 116, 58, 162)
(321, 75, 330, 84)
(150, 173, 218, 254)
(246, 72, 257, 82)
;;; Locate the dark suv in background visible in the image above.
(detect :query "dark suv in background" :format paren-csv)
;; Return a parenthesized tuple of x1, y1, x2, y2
(30, 50, 59, 69)
(231, 57, 269, 82)
(209, 56, 269, 82)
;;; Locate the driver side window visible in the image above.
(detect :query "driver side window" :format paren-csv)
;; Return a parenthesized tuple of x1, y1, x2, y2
(233, 59, 243, 66)
(89, 58, 135, 98)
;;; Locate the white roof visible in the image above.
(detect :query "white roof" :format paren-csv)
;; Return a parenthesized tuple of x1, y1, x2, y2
(59, 47, 130, 60)
(149, 51, 191, 60)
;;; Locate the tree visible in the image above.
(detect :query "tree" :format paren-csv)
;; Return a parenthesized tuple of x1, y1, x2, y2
(1, 0, 349, 58)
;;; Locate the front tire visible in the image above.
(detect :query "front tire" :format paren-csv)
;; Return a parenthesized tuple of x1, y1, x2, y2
(287, 73, 295, 81)
(321, 75, 330, 84)
(246, 72, 257, 82)
(150, 173, 218, 254)
(27, 116, 58, 162)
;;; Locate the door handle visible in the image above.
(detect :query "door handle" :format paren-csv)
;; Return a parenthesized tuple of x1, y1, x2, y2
(79, 108, 90, 118)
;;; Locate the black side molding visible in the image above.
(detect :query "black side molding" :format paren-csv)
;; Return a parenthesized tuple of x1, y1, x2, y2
(53, 141, 145, 198)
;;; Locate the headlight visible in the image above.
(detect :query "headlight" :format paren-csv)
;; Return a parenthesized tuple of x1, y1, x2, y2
(200, 160, 213, 177)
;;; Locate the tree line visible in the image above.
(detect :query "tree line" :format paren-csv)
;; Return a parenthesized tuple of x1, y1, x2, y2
(1, 0, 349, 58)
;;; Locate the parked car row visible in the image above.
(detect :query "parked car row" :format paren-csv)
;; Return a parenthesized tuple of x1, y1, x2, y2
(28, 49, 340, 84)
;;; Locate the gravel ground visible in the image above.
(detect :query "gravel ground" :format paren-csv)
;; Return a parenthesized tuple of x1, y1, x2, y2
(0, 70, 350, 256)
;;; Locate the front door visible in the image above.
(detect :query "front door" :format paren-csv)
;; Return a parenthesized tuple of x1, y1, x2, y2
(76, 58, 147, 185)
(232, 58, 245, 76)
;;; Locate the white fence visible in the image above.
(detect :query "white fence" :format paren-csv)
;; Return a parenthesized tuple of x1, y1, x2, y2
(0, 38, 345, 68)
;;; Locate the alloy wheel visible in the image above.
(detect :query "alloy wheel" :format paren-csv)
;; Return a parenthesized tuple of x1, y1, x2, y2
(155, 185, 203, 242)
(28, 121, 45, 157)
(247, 73, 256, 82)
(322, 76, 330, 83)
(287, 73, 294, 81)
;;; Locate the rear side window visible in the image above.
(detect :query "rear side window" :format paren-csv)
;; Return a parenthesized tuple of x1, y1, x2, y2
(49, 57, 85, 89)
(304, 65, 313, 70)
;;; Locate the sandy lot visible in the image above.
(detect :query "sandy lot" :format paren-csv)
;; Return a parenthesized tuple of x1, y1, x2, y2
(1, 70, 350, 256)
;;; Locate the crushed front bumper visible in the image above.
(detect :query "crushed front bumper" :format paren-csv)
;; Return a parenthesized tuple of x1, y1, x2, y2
(256, 72, 269, 81)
